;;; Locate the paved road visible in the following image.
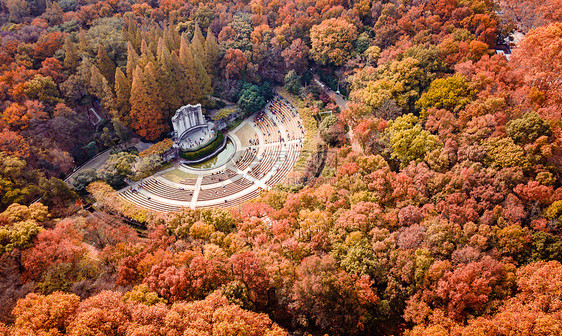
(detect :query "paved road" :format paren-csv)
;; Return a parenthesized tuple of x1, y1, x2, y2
(313, 75, 361, 152)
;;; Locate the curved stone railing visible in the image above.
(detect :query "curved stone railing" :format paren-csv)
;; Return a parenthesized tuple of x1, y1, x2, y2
(180, 133, 232, 166)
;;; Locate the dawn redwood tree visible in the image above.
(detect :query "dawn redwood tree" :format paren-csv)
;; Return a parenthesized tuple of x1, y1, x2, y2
(114, 67, 131, 124)
(129, 64, 168, 141)
(97, 45, 116, 87)
(179, 35, 211, 103)
(204, 28, 220, 76)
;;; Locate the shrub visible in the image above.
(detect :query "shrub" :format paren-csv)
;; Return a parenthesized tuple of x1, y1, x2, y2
(180, 132, 224, 161)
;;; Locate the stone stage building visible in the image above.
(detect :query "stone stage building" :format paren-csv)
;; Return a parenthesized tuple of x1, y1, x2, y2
(172, 104, 215, 150)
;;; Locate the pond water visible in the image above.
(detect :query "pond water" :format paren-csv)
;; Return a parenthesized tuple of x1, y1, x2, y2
(187, 138, 235, 169)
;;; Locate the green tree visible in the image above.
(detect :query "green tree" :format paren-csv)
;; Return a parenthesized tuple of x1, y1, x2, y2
(72, 169, 98, 193)
(355, 32, 371, 53)
(39, 177, 78, 210)
(237, 84, 266, 114)
(97, 151, 138, 187)
(385, 113, 440, 166)
(506, 111, 552, 144)
(319, 115, 345, 146)
(284, 70, 302, 95)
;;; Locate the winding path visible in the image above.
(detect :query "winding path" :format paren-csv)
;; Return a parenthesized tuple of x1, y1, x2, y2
(313, 75, 361, 152)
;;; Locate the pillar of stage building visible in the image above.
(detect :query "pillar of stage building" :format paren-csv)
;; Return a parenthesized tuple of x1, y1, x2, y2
(171, 104, 216, 150)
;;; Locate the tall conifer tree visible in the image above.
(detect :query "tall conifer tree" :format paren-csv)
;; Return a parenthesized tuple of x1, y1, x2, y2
(156, 37, 181, 113)
(139, 39, 156, 68)
(179, 34, 203, 103)
(114, 67, 131, 124)
(89, 65, 115, 111)
(126, 42, 139, 80)
(204, 30, 220, 76)
(97, 45, 116, 87)
(63, 36, 80, 70)
(129, 65, 168, 140)
(192, 23, 206, 62)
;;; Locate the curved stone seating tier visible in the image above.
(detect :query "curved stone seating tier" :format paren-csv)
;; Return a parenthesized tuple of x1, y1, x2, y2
(121, 189, 185, 212)
(201, 169, 237, 185)
(248, 144, 281, 180)
(266, 142, 301, 187)
(196, 188, 264, 209)
(197, 177, 253, 201)
(142, 178, 193, 202)
(235, 147, 257, 171)
(119, 95, 305, 211)
(269, 98, 305, 141)
(179, 178, 197, 186)
(253, 113, 279, 144)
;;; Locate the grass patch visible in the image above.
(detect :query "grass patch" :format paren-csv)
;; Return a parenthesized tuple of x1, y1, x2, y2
(276, 88, 319, 169)
(161, 169, 198, 183)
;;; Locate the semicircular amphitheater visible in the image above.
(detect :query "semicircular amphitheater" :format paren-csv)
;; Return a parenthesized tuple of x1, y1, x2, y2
(120, 96, 305, 211)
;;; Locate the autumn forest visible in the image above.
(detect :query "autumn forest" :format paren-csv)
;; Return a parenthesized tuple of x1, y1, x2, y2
(1, 0, 562, 335)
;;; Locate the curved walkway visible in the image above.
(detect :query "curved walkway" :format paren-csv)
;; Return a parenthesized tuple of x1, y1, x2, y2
(119, 96, 305, 212)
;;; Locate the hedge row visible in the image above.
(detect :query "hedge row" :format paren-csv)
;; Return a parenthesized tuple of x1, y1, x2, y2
(179, 132, 224, 161)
